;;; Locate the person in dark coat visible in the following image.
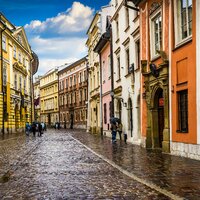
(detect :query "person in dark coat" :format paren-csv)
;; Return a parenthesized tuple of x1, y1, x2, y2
(111, 121, 117, 143)
(38, 123, 43, 137)
(32, 122, 36, 137)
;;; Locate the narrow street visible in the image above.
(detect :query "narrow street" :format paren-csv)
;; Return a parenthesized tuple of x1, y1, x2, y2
(0, 129, 199, 199)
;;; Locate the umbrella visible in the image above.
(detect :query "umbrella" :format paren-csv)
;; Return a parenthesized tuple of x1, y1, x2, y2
(110, 117, 120, 124)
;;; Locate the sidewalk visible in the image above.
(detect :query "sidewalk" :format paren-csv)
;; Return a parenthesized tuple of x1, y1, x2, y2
(71, 129, 200, 199)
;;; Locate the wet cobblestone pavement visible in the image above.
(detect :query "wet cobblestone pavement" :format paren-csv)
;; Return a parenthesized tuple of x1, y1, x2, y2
(0, 129, 199, 199)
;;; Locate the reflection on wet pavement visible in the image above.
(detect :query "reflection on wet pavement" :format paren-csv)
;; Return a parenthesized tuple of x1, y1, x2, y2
(0, 129, 199, 199)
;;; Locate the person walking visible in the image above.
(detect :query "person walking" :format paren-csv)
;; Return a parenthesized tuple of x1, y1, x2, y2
(117, 121, 123, 140)
(32, 122, 36, 137)
(111, 121, 117, 143)
(38, 122, 43, 137)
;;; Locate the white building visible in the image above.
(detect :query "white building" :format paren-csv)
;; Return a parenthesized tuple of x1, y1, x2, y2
(111, 0, 141, 144)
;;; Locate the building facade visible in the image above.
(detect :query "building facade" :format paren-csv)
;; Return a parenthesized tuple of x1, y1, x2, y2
(137, 0, 170, 152)
(170, 0, 198, 159)
(111, 0, 141, 143)
(33, 76, 41, 122)
(94, 18, 112, 136)
(58, 57, 88, 129)
(0, 13, 36, 133)
(40, 68, 59, 126)
(86, 13, 101, 134)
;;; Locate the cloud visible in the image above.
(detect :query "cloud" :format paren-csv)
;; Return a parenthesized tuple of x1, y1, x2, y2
(24, 2, 93, 75)
(30, 36, 87, 58)
(25, 1, 94, 37)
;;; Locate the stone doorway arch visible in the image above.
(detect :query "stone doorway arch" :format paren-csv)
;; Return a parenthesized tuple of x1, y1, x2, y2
(151, 87, 164, 149)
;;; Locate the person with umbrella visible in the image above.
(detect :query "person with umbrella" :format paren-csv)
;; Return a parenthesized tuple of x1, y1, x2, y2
(110, 118, 119, 143)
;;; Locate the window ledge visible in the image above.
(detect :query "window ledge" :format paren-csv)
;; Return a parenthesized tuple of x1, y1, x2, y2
(151, 55, 161, 62)
(176, 130, 188, 134)
(124, 73, 131, 78)
(115, 38, 120, 44)
(173, 36, 192, 51)
(124, 25, 130, 33)
(116, 78, 121, 83)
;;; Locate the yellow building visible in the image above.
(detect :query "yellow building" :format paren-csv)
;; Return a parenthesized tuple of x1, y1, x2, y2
(0, 13, 36, 133)
(86, 13, 101, 134)
(40, 68, 59, 127)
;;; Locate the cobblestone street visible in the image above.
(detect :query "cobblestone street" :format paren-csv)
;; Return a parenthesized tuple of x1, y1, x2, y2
(0, 129, 199, 199)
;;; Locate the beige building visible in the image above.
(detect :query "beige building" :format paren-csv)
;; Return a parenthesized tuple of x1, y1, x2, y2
(33, 76, 41, 122)
(40, 68, 59, 126)
(86, 13, 101, 134)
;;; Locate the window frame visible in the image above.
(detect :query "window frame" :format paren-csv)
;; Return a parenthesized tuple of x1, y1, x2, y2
(174, 0, 193, 46)
(149, 8, 162, 60)
(177, 90, 188, 133)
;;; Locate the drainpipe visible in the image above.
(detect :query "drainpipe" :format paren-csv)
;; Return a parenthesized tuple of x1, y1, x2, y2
(110, 25, 114, 118)
(99, 54, 103, 136)
(0, 17, 7, 135)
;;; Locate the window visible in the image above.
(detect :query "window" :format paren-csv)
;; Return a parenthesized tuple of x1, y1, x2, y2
(108, 55, 111, 79)
(3, 64, 7, 86)
(104, 103, 107, 124)
(116, 20, 119, 40)
(125, 48, 130, 73)
(135, 40, 140, 70)
(13, 46, 17, 58)
(19, 51, 22, 63)
(125, 7, 129, 28)
(80, 90, 82, 102)
(66, 79, 68, 88)
(84, 70, 87, 81)
(117, 56, 121, 80)
(24, 78, 26, 91)
(79, 72, 82, 83)
(19, 76, 22, 90)
(178, 90, 188, 132)
(74, 75, 76, 85)
(70, 77, 73, 87)
(175, 0, 192, 44)
(84, 89, 87, 101)
(102, 61, 105, 82)
(2, 35, 6, 51)
(150, 12, 162, 58)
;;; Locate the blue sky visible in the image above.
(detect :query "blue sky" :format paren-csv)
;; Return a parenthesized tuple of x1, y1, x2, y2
(1, 0, 110, 75)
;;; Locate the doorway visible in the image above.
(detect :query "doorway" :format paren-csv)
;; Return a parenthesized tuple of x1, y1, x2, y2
(153, 88, 164, 148)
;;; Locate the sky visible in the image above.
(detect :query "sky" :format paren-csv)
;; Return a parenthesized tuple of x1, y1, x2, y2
(0, 0, 110, 75)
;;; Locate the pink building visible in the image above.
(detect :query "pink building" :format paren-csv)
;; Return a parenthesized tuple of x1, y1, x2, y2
(94, 20, 112, 134)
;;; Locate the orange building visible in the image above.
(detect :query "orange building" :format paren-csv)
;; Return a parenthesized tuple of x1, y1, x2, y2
(136, 0, 198, 159)
(137, 0, 170, 153)
(170, 0, 197, 158)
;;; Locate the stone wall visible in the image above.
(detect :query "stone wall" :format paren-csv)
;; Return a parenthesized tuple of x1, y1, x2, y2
(170, 142, 200, 160)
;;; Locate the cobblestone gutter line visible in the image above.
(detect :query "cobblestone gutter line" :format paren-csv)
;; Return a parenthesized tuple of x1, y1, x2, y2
(71, 135, 184, 200)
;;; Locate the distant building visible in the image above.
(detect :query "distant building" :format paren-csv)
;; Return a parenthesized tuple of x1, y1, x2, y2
(33, 76, 41, 122)
(40, 68, 59, 126)
(0, 13, 38, 133)
(58, 57, 88, 129)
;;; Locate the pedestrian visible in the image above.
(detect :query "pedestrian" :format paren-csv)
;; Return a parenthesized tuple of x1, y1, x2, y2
(111, 121, 117, 143)
(124, 132, 127, 144)
(32, 122, 36, 137)
(44, 122, 47, 131)
(117, 121, 123, 140)
(38, 122, 43, 137)
(25, 122, 30, 136)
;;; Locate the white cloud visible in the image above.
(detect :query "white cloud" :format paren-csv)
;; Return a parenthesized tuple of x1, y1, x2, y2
(25, 2, 92, 75)
(25, 1, 94, 35)
(30, 36, 87, 75)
